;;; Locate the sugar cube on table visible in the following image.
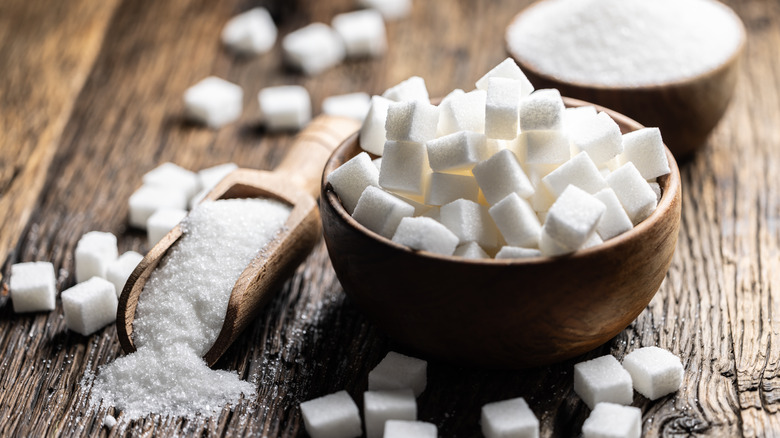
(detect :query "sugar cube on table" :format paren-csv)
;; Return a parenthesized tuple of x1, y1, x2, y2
(183, 77, 243, 129)
(593, 188, 633, 240)
(569, 111, 623, 165)
(574, 355, 634, 409)
(106, 251, 144, 298)
(453, 241, 490, 259)
(518, 88, 565, 132)
(198, 162, 238, 191)
(392, 217, 459, 256)
(383, 420, 437, 438)
(437, 89, 487, 136)
(606, 162, 658, 225)
(440, 199, 499, 249)
(581, 402, 641, 438)
(472, 149, 534, 205)
(221, 7, 277, 55)
(358, 0, 412, 20)
(353, 186, 415, 239)
(323, 92, 372, 121)
(381, 76, 429, 102)
(485, 77, 523, 140)
(364, 389, 417, 438)
(385, 100, 438, 143)
(300, 390, 362, 438)
(75, 231, 118, 283)
(489, 193, 541, 248)
(379, 141, 430, 198)
(147, 208, 188, 245)
(328, 152, 380, 214)
(495, 246, 542, 259)
(332, 9, 387, 58)
(481, 397, 539, 438)
(622, 346, 683, 400)
(542, 151, 608, 197)
(143, 162, 200, 200)
(620, 127, 670, 180)
(61, 277, 118, 336)
(523, 130, 571, 165)
(9, 262, 57, 313)
(282, 23, 345, 76)
(476, 57, 534, 98)
(360, 95, 394, 155)
(543, 185, 606, 252)
(426, 131, 488, 173)
(368, 351, 427, 396)
(425, 172, 479, 205)
(128, 185, 189, 229)
(258, 85, 311, 131)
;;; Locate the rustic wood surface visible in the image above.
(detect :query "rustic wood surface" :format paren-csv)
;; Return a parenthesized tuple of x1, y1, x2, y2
(0, 0, 778, 436)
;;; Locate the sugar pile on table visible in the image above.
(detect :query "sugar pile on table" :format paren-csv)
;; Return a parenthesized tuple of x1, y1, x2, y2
(89, 198, 291, 418)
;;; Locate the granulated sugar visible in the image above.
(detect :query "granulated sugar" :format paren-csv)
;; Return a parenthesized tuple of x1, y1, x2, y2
(89, 198, 291, 419)
(507, 0, 743, 86)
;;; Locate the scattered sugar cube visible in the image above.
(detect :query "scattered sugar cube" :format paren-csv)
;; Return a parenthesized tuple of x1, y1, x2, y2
(620, 128, 670, 180)
(384, 420, 437, 438)
(472, 149, 534, 205)
(323, 92, 372, 121)
(332, 9, 387, 58)
(258, 85, 312, 131)
(143, 162, 200, 200)
(382, 76, 429, 102)
(574, 355, 634, 409)
(426, 131, 488, 173)
(543, 185, 606, 251)
(61, 277, 118, 336)
(147, 208, 188, 245)
(523, 130, 571, 165)
(368, 351, 428, 396)
(128, 185, 189, 229)
(593, 188, 633, 240)
(392, 217, 459, 256)
(440, 199, 499, 249)
(364, 389, 417, 438)
(518, 88, 565, 132)
(649, 181, 662, 202)
(358, 0, 412, 20)
(106, 251, 144, 298)
(481, 397, 539, 438)
(75, 231, 118, 283)
(300, 390, 362, 438)
(622, 346, 683, 400)
(495, 246, 542, 259)
(437, 90, 487, 136)
(282, 23, 345, 75)
(582, 403, 641, 438)
(221, 8, 277, 55)
(198, 162, 238, 191)
(488, 193, 541, 248)
(328, 152, 380, 214)
(542, 151, 608, 197)
(9, 262, 57, 313)
(476, 57, 534, 98)
(353, 186, 415, 239)
(485, 77, 523, 140)
(538, 229, 569, 257)
(425, 172, 479, 205)
(570, 111, 623, 165)
(606, 162, 658, 225)
(183, 77, 243, 129)
(360, 96, 394, 155)
(385, 101, 439, 143)
(379, 141, 430, 198)
(453, 242, 490, 259)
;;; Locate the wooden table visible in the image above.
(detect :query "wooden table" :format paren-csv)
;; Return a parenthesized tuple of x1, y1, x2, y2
(1, 0, 778, 436)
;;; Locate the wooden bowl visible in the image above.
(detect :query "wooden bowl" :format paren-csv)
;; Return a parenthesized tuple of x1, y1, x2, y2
(505, 1, 745, 159)
(320, 98, 681, 369)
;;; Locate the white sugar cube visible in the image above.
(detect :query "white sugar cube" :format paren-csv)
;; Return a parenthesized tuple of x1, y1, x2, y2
(485, 77, 523, 140)
(574, 355, 634, 409)
(360, 96, 394, 155)
(382, 76, 429, 102)
(606, 162, 658, 225)
(649, 181, 662, 202)
(323, 92, 372, 121)
(570, 111, 623, 164)
(563, 105, 597, 132)
(544, 185, 606, 251)
(622, 346, 683, 400)
(593, 188, 633, 240)
(384, 420, 437, 438)
(198, 162, 238, 191)
(476, 57, 534, 98)
(369, 351, 427, 396)
(529, 180, 557, 213)
(75, 231, 118, 283)
(258, 85, 311, 131)
(359, 0, 411, 20)
(392, 217, 459, 255)
(9, 262, 57, 313)
(385, 101, 438, 143)
(282, 23, 345, 75)
(332, 9, 386, 58)
(300, 390, 362, 438)
(620, 128, 670, 180)
(364, 389, 417, 438)
(183, 76, 243, 129)
(147, 208, 188, 245)
(143, 162, 200, 200)
(472, 149, 534, 205)
(353, 186, 415, 239)
(425, 173, 479, 205)
(379, 141, 430, 198)
(440, 199, 499, 249)
(542, 151, 608, 197)
(489, 193, 541, 248)
(128, 185, 189, 229)
(437, 89, 487, 136)
(582, 403, 641, 438)
(106, 251, 144, 298)
(582, 232, 604, 249)
(538, 229, 569, 257)
(519, 89, 565, 132)
(373, 157, 383, 171)
(495, 246, 542, 259)
(523, 130, 571, 165)
(453, 242, 490, 259)
(328, 152, 380, 214)
(392, 192, 431, 216)
(61, 277, 118, 336)
(481, 397, 539, 438)
(426, 131, 488, 173)
(221, 7, 277, 55)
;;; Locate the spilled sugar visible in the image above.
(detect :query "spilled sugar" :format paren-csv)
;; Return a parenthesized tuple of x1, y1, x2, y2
(88, 198, 291, 419)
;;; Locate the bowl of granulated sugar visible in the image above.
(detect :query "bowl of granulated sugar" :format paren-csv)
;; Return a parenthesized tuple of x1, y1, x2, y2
(506, 0, 745, 158)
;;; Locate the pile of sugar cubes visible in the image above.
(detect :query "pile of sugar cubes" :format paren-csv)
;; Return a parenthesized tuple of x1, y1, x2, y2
(328, 58, 670, 258)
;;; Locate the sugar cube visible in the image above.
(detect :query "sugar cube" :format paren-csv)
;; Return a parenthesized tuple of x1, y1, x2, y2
(440, 88, 465, 105)
(143, 162, 200, 200)
(581, 232, 604, 249)
(379, 141, 430, 198)
(300, 390, 362, 438)
(606, 162, 658, 225)
(485, 77, 523, 140)
(569, 111, 623, 165)
(383, 420, 437, 438)
(440, 199, 499, 249)
(476, 58, 534, 98)
(353, 186, 415, 239)
(563, 105, 597, 132)
(332, 9, 387, 58)
(106, 251, 144, 298)
(518, 88, 565, 132)
(282, 23, 345, 75)
(574, 355, 633, 409)
(426, 131, 489, 173)
(495, 246, 542, 259)
(364, 389, 417, 438)
(368, 351, 427, 396)
(620, 128, 670, 180)
(488, 193, 541, 248)
(542, 151, 608, 197)
(147, 208, 188, 245)
(373, 157, 383, 171)
(538, 229, 569, 257)
(392, 192, 431, 216)
(103, 415, 117, 429)
(221, 8, 277, 55)
(581, 403, 641, 438)
(128, 185, 189, 229)
(385, 101, 439, 143)
(328, 152, 380, 214)
(481, 397, 539, 438)
(453, 242, 491, 259)
(198, 162, 238, 191)
(529, 179, 557, 213)
(425, 172, 479, 205)
(183, 76, 243, 129)
(258, 85, 311, 131)
(382, 76, 429, 102)
(358, 0, 412, 20)
(649, 181, 662, 202)
(9, 262, 57, 313)
(593, 188, 633, 240)
(75, 231, 118, 283)
(544, 185, 606, 251)
(360, 96, 394, 155)
(437, 89, 487, 136)
(392, 217, 459, 256)
(323, 92, 372, 121)
(523, 130, 571, 165)
(61, 277, 118, 336)
(472, 149, 534, 205)
(622, 346, 683, 400)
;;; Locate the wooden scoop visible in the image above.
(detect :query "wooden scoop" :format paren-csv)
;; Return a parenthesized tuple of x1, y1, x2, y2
(117, 115, 361, 366)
